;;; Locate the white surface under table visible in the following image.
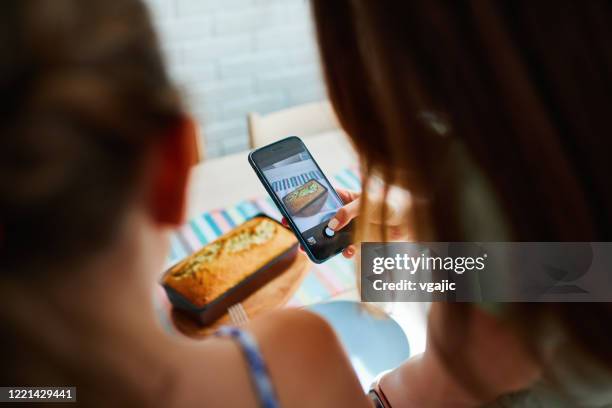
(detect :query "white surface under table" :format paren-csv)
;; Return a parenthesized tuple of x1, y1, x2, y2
(186, 130, 358, 219)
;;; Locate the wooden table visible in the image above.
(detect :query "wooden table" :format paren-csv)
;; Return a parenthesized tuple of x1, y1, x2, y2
(186, 130, 358, 218)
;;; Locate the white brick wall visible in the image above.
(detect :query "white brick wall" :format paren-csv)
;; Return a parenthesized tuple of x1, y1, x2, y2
(145, 0, 326, 157)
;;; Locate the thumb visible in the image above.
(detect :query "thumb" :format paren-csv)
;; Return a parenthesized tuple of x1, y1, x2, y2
(327, 199, 359, 231)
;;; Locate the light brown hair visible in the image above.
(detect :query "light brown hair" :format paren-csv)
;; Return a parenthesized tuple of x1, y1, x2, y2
(0, 0, 183, 274)
(0, 0, 183, 405)
(312, 0, 612, 398)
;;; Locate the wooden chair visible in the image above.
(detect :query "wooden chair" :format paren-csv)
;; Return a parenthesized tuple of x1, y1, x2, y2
(247, 100, 340, 148)
(193, 124, 206, 162)
(185, 115, 206, 163)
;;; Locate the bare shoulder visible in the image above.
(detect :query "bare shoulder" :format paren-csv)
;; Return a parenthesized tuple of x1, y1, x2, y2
(248, 309, 371, 408)
(430, 303, 542, 399)
(161, 309, 370, 408)
(462, 305, 542, 391)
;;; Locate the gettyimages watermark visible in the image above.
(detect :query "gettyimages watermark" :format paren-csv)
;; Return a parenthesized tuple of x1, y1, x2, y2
(360, 242, 612, 302)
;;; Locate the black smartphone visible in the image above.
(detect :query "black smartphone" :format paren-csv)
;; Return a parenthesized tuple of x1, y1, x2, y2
(249, 136, 354, 263)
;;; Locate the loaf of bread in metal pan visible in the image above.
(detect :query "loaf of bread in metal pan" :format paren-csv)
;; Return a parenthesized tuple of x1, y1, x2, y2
(163, 216, 297, 307)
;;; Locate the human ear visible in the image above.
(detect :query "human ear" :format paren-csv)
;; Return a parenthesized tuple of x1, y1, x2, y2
(147, 116, 199, 226)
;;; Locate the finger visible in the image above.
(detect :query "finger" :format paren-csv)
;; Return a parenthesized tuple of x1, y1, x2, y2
(283, 219, 304, 252)
(280, 217, 306, 253)
(342, 245, 356, 259)
(335, 188, 360, 205)
(328, 199, 360, 231)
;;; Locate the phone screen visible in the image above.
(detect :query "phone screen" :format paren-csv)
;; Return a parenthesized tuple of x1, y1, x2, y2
(250, 137, 353, 262)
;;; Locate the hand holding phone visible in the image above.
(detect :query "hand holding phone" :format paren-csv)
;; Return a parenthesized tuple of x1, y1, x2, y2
(282, 187, 359, 259)
(323, 188, 359, 258)
(249, 136, 356, 263)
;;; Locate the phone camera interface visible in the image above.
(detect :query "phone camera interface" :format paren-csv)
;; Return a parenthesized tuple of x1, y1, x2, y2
(261, 150, 343, 240)
(323, 227, 335, 238)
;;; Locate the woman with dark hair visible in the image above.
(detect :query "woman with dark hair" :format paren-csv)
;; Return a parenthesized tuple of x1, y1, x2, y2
(312, 0, 612, 406)
(0, 1, 371, 406)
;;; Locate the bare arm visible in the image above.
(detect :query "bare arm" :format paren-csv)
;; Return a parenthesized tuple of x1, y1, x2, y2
(252, 309, 372, 408)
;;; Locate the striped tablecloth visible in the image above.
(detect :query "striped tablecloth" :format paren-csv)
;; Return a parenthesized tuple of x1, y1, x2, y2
(156, 167, 362, 325)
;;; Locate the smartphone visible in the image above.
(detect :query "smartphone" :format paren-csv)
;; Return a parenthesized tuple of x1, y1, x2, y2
(249, 136, 354, 263)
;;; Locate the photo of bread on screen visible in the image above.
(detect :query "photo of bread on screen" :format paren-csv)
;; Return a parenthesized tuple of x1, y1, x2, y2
(282, 179, 329, 217)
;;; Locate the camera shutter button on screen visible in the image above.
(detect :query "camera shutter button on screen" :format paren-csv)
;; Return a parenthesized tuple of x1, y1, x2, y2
(324, 227, 335, 238)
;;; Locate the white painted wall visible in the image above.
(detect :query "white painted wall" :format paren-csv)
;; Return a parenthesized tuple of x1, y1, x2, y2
(145, 0, 326, 157)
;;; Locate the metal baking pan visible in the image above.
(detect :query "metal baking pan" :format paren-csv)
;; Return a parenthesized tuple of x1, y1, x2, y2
(161, 214, 298, 326)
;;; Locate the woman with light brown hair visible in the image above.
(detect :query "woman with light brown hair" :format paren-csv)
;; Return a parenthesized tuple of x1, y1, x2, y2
(313, 0, 612, 406)
(0, 1, 371, 406)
